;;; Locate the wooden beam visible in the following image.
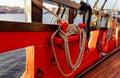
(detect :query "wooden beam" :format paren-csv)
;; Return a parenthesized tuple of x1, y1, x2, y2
(50, 0, 80, 9)
(92, 10, 120, 24)
(32, 0, 43, 22)
(0, 21, 58, 32)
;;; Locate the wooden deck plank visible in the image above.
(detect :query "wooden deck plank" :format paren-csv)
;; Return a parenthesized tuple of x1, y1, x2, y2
(81, 50, 120, 78)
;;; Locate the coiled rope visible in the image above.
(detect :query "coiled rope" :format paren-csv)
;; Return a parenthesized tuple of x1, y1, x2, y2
(99, 0, 119, 52)
(107, 0, 118, 41)
(32, 0, 86, 76)
(51, 24, 86, 76)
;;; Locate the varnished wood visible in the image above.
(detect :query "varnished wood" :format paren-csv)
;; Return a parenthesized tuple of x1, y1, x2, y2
(21, 46, 35, 78)
(81, 50, 120, 78)
(92, 10, 120, 24)
(50, 0, 80, 9)
(68, 8, 74, 24)
(32, 0, 43, 22)
(0, 21, 58, 32)
(90, 27, 107, 31)
(68, 8, 77, 24)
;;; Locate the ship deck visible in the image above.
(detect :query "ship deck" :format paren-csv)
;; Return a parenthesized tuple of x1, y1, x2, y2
(0, 48, 25, 78)
(0, 49, 120, 78)
(81, 50, 120, 78)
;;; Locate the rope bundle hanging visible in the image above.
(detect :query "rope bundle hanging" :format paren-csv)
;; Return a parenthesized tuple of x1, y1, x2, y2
(32, 0, 87, 76)
(106, 0, 118, 41)
(98, 0, 119, 53)
(51, 23, 86, 76)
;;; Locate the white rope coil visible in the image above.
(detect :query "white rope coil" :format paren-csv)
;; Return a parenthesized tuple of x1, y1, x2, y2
(106, 0, 118, 42)
(51, 24, 86, 76)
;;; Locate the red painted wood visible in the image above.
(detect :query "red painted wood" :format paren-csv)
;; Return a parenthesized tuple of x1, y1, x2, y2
(118, 32, 120, 46)
(0, 31, 120, 78)
(99, 31, 116, 53)
(0, 32, 53, 78)
(0, 32, 52, 52)
(0, 31, 100, 78)
(1, 30, 119, 78)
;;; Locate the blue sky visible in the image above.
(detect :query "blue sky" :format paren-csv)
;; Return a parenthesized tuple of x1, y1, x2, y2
(0, 0, 120, 10)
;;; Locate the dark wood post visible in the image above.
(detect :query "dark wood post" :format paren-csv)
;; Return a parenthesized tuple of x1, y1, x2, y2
(68, 8, 75, 24)
(32, 0, 43, 23)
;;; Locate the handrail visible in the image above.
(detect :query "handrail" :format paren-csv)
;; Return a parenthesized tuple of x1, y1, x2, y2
(0, 21, 58, 32)
(49, 0, 81, 9)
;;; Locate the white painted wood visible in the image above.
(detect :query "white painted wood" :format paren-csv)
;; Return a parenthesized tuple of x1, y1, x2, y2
(24, 0, 32, 22)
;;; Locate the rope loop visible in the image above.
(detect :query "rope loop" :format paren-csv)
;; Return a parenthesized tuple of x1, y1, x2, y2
(51, 23, 86, 76)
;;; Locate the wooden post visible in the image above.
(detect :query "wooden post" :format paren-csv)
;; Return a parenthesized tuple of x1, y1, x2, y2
(24, 0, 32, 22)
(32, 0, 43, 23)
(68, 8, 74, 24)
(21, 46, 35, 78)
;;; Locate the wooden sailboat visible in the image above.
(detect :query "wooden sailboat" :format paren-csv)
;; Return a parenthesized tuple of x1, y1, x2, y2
(0, 0, 120, 78)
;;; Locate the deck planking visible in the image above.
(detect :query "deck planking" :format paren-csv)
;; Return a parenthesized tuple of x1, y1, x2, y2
(81, 50, 120, 78)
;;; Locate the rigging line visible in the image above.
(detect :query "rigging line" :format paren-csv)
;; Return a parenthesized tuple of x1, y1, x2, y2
(32, 0, 66, 22)
(109, 0, 118, 23)
(49, 5, 61, 24)
(98, 0, 108, 23)
(107, 0, 118, 41)
(93, 0, 107, 30)
(93, 0, 99, 9)
(54, 6, 66, 24)
(111, 0, 118, 10)
(98, 0, 107, 28)
(93, 0, 107, 13)
(101, 0, 107, 10)
(92, 0, 100, 28)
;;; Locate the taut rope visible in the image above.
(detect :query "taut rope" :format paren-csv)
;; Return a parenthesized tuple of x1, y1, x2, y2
(32, 0, 66, 22)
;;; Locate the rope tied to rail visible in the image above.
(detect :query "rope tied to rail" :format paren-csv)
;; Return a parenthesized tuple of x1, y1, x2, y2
(51, 23, 86, 76)
(32, 0, 66, 22)
(98, 0, 119, 52)
(106, 0, 118, 42)
(32, 0, 87, 76)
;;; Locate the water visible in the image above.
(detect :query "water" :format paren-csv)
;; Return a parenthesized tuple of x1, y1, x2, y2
(0, 14, 25, 22)
(0, 13, 119, 27)
(0, 13, 105, 25)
